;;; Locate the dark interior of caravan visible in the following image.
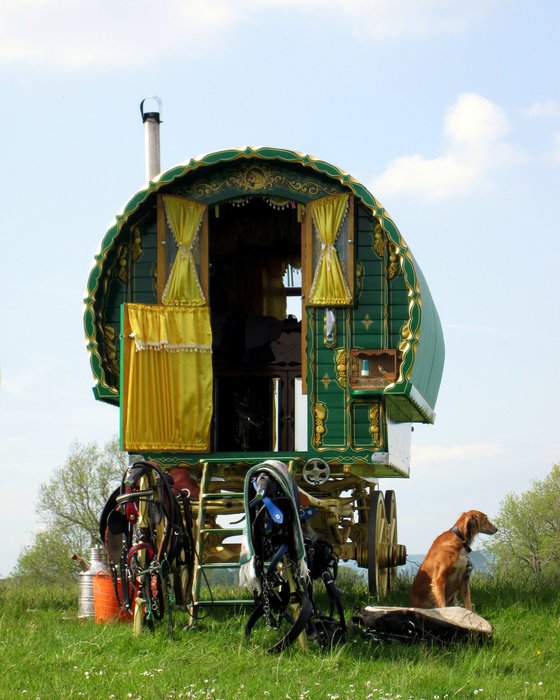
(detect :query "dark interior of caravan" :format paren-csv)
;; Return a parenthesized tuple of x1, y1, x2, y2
(209, 197, 303, 452)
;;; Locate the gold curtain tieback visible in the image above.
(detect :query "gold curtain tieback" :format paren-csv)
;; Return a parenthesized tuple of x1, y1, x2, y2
(322, 242, 334, 270)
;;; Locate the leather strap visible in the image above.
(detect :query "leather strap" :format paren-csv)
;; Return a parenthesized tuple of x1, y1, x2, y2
(245, 594, 314, 654)
(449, 525, 472, 553)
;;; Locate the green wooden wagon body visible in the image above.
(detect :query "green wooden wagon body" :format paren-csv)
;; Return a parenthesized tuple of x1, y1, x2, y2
(84, 147, 444, 595)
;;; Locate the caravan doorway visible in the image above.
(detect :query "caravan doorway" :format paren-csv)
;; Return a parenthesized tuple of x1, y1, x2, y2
(209, 197, 303, 453)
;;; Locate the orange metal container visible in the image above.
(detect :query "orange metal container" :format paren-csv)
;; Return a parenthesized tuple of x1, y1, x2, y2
(92, 571, 132, 624)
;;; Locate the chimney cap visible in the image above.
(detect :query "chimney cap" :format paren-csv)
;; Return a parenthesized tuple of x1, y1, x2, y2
(140, 95, 162, 123)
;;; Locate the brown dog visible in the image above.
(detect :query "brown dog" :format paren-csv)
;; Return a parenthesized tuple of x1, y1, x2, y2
(409, 510, 498, 609)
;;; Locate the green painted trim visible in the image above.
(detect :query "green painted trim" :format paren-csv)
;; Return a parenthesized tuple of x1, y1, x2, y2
(133, 450, 406, 472)
(119, 303, 125, 451)
(92, 385, 118, 405)
(84, 146, 438, 412)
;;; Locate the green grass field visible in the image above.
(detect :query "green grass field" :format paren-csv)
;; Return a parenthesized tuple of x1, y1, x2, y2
(0, 571, 558, 700)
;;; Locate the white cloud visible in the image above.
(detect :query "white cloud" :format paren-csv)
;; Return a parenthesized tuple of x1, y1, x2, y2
(0, 0, 496, 70)
(372, 153, 477, 201)
(0, 0, 239, 69)
(250, 0, 492, 41)
(372, 93, 522, 200)
(522, 99, 560, 119)
(444, 93, 511, 147)
(336, 0, 492, 41)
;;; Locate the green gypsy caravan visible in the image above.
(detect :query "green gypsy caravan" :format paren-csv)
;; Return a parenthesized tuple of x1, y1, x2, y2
(85, 129, 444, 612)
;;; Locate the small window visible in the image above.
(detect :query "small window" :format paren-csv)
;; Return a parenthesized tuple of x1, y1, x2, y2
(156, 195, 208, 304)
(283, 263, 302, 320)
(304, 193, 354, 306)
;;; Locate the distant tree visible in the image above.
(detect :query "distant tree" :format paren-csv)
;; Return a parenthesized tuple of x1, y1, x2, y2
(13, 438, 126, 583)
(13, 524, 91, 585)
(486, 464, 560, 582)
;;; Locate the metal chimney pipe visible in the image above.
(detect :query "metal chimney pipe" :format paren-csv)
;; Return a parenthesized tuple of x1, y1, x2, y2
(140, 96, 162, 182)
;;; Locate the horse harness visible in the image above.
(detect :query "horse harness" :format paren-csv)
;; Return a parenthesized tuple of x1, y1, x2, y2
(244, 468, 346, 652)
(100, 460, 194, 637)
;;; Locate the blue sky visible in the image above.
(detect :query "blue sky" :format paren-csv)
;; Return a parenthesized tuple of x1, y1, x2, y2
(1, 0, 559, 576)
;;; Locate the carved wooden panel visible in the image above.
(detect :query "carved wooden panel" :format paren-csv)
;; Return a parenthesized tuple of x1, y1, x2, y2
(349, 349, 399, 391)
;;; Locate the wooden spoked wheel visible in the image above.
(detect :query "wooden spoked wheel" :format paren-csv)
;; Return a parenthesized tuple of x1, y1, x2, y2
(367, 490, 389, 598)
(384, 490, 398, 593)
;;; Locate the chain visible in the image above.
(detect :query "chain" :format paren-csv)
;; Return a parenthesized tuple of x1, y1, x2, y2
(262, 581, 274, 628)
(466, 557, 473, 581)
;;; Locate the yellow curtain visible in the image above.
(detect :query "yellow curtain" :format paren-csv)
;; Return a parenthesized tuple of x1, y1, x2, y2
(309, 193, 352, 305)
(122, 303, 213, 452)
(262, 258, 288, 320)
(162, 196, 206, 306)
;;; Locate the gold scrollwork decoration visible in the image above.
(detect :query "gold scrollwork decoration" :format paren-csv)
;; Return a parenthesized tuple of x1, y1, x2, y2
(361, 313, 373, 331)
(398, 321, 411, 353)
(102, 324, 119, 387)
(176, 164, 342, 201)
(130, 226, 143, 261)
(355, 260, 365, 299)
(312, 402, 328, 448)
(238, 167, 271, 191)
(116, 243, 129, 285)
(334, 349, 348, 388)
(373, 221, 385, 257)
(387, 242, 400, 279)
(368, 400, 383, 449)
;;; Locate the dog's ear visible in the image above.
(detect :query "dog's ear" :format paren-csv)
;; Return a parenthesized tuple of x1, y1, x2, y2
(466, 512, 479, 542)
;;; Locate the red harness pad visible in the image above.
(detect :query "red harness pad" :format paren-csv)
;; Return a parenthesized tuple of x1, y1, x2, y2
(168, 468, 200, 499)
